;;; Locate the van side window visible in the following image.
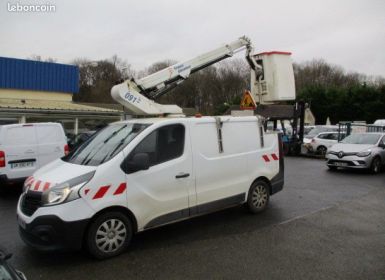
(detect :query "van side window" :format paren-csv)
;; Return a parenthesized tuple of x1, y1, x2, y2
(131, 130, 157, 165)
(125, 124, 185, 171)
(157, 124, 185, 163)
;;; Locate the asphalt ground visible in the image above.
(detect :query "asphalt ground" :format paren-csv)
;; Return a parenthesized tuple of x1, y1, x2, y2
(1, 157, 384, 280)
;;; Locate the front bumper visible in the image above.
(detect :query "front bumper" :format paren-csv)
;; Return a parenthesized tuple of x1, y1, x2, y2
(18, 214, 89, 251)
(326, 154, 372, 169)
(17, 193, 94, 252)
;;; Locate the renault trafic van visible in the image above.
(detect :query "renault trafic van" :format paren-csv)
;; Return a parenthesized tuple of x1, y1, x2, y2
(17, 116, 283, 259)
(0, 123, 68, 188)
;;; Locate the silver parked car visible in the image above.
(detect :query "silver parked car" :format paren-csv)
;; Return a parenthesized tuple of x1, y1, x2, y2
(326, 133, 385, 173)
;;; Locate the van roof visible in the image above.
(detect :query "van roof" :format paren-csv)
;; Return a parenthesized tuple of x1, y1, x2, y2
(113, 115, 261, 125)
(0, 122, 62, 128)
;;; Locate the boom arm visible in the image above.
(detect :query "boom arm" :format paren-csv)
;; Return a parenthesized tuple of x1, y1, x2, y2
(111, 36, 260, 116)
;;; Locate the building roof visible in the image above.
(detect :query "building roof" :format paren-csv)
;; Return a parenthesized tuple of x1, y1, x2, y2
(76, 102, 124, 111)
(0, 98, 121, 115)
(0, 57, 79, 93)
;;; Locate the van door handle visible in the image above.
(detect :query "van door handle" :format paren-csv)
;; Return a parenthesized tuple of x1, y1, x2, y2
(25, 149, 34, 154)
(175, 173, 190, 179)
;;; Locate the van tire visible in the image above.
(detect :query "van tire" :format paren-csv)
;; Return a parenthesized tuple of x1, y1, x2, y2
(246, 180, 270, 214)
(85, 211, 133, 259)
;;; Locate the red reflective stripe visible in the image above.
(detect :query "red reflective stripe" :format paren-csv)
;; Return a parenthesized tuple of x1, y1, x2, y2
(113, 183, 126, 195)
(27, 179, 34, 187)
(271, 153, 279, 161)
(84, 189, 90, 195)
(43, 182, 50, 191)
(26, 176, 33, 184)
(262, 155, 270, 162)
(25, 178, 33, 186)
(34, 180, 41, 191)
(93, 185, 110, 199)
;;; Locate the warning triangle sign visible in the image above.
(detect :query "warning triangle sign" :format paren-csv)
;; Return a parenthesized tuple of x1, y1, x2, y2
(240, 90, 256, 110)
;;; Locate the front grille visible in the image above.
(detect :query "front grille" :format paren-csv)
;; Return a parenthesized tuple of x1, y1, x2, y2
(21, 191, 42, 216)
(328, 151, 357, 158)
(343, 152, 357, 156)
(328, 159, 355, 166)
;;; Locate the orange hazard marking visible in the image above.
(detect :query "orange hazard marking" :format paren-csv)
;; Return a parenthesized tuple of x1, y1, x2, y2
(240, 90, 256, 110)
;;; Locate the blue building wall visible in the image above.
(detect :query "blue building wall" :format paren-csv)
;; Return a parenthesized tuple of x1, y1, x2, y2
(0, 57, 79, 93)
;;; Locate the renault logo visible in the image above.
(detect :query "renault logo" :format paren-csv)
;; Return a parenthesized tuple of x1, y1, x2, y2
(338, 151, 344, 158)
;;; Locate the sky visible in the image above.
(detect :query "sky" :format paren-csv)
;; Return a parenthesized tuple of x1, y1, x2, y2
(0, 0, 384, 76)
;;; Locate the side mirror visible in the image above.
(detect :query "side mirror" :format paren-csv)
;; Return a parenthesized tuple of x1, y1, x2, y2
(121, 153, 150, 174)
(379, 143, 385, 149)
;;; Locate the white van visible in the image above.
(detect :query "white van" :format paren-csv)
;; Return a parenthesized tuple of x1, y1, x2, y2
(17, 116, 283, 259)
(0, 123, 68, 187)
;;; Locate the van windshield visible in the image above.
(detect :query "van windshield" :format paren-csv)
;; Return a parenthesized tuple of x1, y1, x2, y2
(63, 123, 150, 166)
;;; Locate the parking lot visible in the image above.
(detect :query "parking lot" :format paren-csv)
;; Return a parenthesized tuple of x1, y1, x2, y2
(1, 157, 385, 280)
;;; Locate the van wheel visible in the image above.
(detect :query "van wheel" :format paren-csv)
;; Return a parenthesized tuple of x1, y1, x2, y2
(370, 157, 381, 174)
(85, 211, 133, 259)
(247, 180, 270, 213)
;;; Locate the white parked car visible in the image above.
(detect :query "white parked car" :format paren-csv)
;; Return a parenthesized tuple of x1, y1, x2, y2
(304, 132, 345, 155)
(17, 116, 284, 259)
(303, 126, 339, 144)
(326, 133, 385, 173)
(0, 123, 68, 188)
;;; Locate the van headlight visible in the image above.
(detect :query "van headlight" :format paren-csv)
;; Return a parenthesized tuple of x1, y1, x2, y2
(356, 150, 371, 157)
(42, 171, 95, 206)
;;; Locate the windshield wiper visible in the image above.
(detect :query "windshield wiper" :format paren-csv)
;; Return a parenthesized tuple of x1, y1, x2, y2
(99, 140, 126, 164)
(103, 125, 127, 144)
(99, 129, 137, 164)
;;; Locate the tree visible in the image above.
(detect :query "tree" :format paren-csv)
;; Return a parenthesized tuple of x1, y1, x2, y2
(295, 59, 385, 124)
(72, 55, 133, 103)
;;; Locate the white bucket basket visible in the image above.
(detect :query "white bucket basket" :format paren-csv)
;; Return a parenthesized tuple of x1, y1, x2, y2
(251, 51, 296, 103)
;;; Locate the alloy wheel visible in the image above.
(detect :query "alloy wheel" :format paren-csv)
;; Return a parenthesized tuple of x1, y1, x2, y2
(95, 218, 127, 253)
(252, 184, 268, 209)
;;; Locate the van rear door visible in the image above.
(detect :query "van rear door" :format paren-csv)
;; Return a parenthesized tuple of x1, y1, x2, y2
(3, 124, 39, 179)
(191, 119, 257, 208)
(36, 124, 66, 167)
